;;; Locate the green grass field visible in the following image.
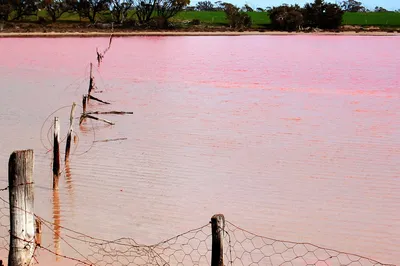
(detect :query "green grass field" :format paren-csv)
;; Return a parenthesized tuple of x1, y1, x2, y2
(342, 12, 400, 26)
(174, 11, 271, 27)
(21, 10, 400, 28)
(175, 11, 400, 27)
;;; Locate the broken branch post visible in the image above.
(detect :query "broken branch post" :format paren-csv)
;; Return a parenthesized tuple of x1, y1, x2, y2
(86, 111, 133, 115)
(93, 138, 127, 143)
(88, 94, 110, 105)
(83, 114, 115, 125)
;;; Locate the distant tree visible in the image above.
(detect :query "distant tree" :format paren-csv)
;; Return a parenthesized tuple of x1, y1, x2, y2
(256, 7, 264, 12)
(303, 0, 344, 29)
(184, 5, 195, 10)
(374, 6, 387, 12)
(9, 0, 38, 20)
(156, 0, 190, 21)
(135, 0, 156, 24)
(269, 4, 303, 31)
(196, 1, 213, 11)
(340, 0, 364, 12)
(242, 4, 253, 12)
(135, 0, 189, 26)
(42, 0, 72, 22)
(224, 3, 252, 29)
(78, 0, 110, 23)
(214, 1, 224, 10)
(111, 0, 133, 23)
(0, 0, 12, 21)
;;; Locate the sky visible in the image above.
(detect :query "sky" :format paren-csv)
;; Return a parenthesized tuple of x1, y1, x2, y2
(195, 0, 400, 11)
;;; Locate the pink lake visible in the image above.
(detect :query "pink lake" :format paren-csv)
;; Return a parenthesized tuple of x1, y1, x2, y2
(0, 35, 399, 265)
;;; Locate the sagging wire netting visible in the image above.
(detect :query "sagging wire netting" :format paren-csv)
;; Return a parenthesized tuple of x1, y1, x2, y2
(223, 221, 394, 266)
(0, 194, 394, 266)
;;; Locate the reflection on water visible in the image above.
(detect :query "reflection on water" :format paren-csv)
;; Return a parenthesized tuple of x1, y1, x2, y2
(65, 159, 74, 197)
(0, 36, 399, 264)
(53, 188, 61, 261)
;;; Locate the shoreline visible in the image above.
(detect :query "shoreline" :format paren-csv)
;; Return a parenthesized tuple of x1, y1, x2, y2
(1, 30, 399, 38)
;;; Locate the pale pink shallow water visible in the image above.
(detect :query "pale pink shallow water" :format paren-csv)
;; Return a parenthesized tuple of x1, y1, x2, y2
(0, 36, 399, 265)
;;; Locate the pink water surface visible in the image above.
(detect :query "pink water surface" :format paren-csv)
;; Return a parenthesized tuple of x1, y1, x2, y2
(0, 36, 399, 265)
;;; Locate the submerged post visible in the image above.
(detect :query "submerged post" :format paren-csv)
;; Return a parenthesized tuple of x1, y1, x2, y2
(8, 150, 35, 266)
(65, 102, 77, 162)
(211, 214, 225, 266)
(82, 95, 87, 114)
(53, 117, 60, 189)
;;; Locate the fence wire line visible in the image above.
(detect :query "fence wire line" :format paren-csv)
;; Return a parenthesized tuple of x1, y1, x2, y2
(0, 194, 395, 266)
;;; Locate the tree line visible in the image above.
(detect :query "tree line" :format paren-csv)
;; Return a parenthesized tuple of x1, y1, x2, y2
(220, 0, 398, 31)
(194, 0, 395, 13)
(0, 0, 397, 30)
(0, 0, 190, 25)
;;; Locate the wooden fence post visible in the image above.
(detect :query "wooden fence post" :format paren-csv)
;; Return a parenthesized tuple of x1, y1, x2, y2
(53, 117, 60, 190)
(8, 150, 35, 266)
(211, 214, 225, 266)
(65, 102, 77, 162)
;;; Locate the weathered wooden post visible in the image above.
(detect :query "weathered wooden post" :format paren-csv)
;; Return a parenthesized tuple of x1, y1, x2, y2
(53, 117, 60, 190)
(8, 150, 35, 266)
(87, 63, 93, 101)
(211, 214, 225, 266)
(82, 95, 87, 114)
(65, 102, 77, 162)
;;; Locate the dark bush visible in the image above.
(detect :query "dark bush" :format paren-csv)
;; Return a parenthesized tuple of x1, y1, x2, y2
(10, 0, 38, 20)
(303, 0, 344, 29)
(269, 4, 303, 31)
(190, 18, 200, 25)
(0, 3, 11, 21)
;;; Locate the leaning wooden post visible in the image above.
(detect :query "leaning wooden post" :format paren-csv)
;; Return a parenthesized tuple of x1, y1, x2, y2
(65, 102, 77, 162)
(211, 214, 225, 266)
(8, 150, 35, 266)
(53, 117, 60, 190)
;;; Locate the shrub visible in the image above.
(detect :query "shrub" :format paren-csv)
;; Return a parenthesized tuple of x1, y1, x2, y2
(303, 0, 344, 29)
(0, 3, 11, 21)
(269, 4, 304, 31)
(224, 3, 252, 30)
(190, 18, 200, 25)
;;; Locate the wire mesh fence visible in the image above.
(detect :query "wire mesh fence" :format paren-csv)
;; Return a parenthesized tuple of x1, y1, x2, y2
(0, 194, 395, 266)
(0, 195, 9, 252)
(223, 221, 393, 266)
